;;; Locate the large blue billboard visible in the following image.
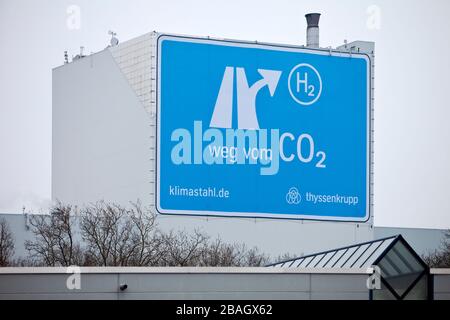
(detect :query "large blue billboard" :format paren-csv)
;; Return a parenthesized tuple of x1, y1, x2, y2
(157, 35, 371, 222)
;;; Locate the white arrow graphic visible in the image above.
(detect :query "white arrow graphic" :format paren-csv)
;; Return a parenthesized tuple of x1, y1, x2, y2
(236, 68, 281, 129)
(210, 67, 234, 129)
(210, 67, 281, 130)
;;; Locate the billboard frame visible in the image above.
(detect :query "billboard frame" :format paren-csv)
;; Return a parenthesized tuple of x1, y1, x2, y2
(155, 33, 373, 223)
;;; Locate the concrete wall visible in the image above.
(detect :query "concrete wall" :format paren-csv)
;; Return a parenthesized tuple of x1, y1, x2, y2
(0, 267, 370, 300)
(52, 49, 154, 207)
(1, 267, 448, 300)
(432, 269, 450, 300)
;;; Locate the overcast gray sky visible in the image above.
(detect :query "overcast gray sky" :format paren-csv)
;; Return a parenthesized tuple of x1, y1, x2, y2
(1, 0, 449, 229)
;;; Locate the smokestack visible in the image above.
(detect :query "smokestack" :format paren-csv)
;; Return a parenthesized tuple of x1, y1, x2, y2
(305, 13, 321, 48)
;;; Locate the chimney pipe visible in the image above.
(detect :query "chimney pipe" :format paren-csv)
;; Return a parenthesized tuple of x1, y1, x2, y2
(305, 13, 321, 48)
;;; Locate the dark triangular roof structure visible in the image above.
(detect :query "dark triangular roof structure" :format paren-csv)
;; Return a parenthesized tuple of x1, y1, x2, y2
(267, 235, 431, 300)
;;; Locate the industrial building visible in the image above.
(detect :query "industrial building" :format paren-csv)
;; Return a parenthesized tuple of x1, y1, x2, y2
(50, 14, 376, 256)
(47, 14, 447, 256)
(1, 13, 449, 300)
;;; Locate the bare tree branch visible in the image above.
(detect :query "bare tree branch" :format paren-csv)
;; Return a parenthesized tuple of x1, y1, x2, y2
(20, 201, 275, 267)
(422, 229, 450, 268)
(0, 218, 15, 267)
(80, 201, 161, 266)
(160, 229, 209, 266)
(24, 202, 84, 266)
